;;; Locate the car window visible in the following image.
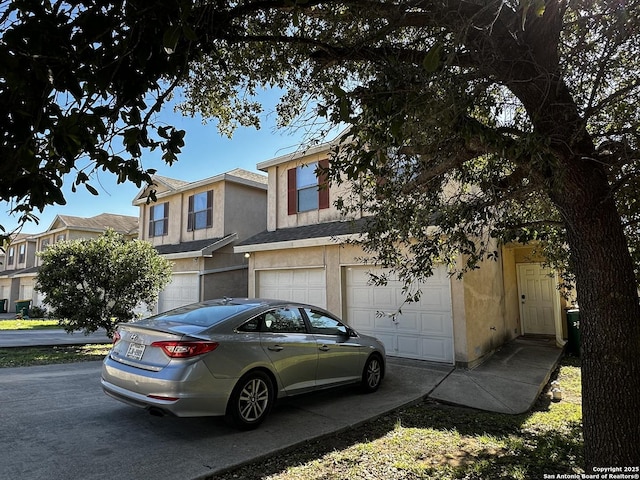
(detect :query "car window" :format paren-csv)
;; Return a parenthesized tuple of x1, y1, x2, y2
(303, 308, 345, 335)
(237, 316, 261, 332)
(144, 302, 259, 327)
(261, 308, 307, 333)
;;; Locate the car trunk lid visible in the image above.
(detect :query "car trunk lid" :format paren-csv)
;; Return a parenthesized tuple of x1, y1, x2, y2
(110, 323, 205, 371)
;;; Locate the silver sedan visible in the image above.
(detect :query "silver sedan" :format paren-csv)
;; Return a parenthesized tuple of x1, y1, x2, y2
(101, 298, 386, 429)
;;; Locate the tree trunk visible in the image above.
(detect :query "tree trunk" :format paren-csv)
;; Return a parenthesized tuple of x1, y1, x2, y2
(550, 156, 640, 472)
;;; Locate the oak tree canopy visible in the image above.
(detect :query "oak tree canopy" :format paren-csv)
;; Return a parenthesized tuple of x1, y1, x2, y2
(2, 0, 639, 471)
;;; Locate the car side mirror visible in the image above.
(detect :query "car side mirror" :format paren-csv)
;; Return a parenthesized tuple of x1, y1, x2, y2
(337, 325, 353, 337)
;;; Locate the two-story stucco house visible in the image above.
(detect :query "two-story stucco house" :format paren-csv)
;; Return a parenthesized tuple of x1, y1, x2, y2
(133, 168, 268, 313)
(0, 213, 138, 314)
(235, 140, 567, 368)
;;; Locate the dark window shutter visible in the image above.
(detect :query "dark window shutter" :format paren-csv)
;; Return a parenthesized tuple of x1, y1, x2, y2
(187, 195, 194, 231)
(287, 168, 297, 215)
(206, 190, 213, 227)
(318, 159, 330, 210)
(163, 202, 169, 236)
(149, 206, 155, 237)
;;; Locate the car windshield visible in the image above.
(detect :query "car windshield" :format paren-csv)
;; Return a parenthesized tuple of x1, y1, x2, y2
(145, 302, 259, 327)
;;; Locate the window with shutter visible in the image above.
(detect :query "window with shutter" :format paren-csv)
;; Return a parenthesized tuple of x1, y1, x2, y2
(287, 161, 330, 214)
(149, 202, 169, 237)
(187, 191, 213, 231)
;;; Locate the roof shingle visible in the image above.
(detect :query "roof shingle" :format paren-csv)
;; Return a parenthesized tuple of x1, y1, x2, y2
(237, 218, 368, 246)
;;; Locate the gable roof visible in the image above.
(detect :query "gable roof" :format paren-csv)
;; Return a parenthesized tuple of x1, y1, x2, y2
(255, 128, 355, 171)
(4, 232, 32, 246)
(133, 169, 267, 205)
(48, 213, 138, 234)
(151, 175, 191, 191)
(225, 168, 269, 185)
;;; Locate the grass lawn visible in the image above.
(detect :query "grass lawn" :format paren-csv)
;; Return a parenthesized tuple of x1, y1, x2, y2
(210, 356, 583, 480)
(0, 344, 112, 367)
(0, 318, 61, 330)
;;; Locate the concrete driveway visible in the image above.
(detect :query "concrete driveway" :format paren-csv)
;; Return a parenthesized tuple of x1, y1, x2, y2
(0, 358, 451, 480)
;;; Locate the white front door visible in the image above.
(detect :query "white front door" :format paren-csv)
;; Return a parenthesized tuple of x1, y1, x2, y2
(517, 263, 557, 335)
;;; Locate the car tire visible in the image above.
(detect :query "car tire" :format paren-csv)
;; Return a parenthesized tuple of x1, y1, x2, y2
(226, 371, 274, 430)
(361, 353, 383, 393)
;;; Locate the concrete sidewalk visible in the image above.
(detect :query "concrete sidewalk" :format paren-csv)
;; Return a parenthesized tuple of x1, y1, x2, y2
(431, 336, 563, 414)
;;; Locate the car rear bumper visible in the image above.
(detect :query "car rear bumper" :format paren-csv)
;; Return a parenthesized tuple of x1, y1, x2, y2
(101, 356, 236, 417)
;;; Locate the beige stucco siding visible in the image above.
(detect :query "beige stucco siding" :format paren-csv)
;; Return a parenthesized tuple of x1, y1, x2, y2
(457, 251, 511, 367)
(143, 184, 226, 246)
(262, 156, 356, 232)
(223, 182, 267, 240)
(247, 239, 539, 366)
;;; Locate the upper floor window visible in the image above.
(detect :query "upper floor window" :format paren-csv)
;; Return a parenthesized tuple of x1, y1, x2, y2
(287, 159, 330, 215)
(18, 244, 25, 264)
(8, 247, 15, 266)
(187, 190, 213, 231)
(149, 202, 169, 237)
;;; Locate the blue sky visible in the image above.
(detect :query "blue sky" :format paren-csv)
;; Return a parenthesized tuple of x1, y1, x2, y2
(1, 90, 317, 234)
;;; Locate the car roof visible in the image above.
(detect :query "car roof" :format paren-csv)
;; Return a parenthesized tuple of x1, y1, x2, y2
(201, 298, 321, 310)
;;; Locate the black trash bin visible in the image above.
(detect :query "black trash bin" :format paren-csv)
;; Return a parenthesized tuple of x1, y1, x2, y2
(15, 299, 31, 318)
(566, 309, 581, 356)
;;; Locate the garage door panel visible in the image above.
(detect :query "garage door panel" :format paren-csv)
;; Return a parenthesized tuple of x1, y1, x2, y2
(257, 269, 326, 308)
(374, 288, 395, 307)
(345, 265, 454, 364)
(420, 313, 453, 336)
(420, 337, 452, 363)
(397, 334, 420, 357)
(364, 331, 395, 353)
(395, 335, 452, 362)
(395, 312, 418, 331)
(417, 287, 450, 310)
(158, 274, 199, 313)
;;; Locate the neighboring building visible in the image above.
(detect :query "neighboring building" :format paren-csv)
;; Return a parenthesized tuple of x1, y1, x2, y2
(133, 168, 268, 313)
(235, 140, 568, 368)
(0, 213, 138, 313)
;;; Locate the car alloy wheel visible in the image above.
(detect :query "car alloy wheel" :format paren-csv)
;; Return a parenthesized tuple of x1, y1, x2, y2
(362, 354, 383, 392)
(227, 371, 274, 429)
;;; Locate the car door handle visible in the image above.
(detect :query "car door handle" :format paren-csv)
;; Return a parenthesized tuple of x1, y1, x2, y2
(318, 345, 330, 352)
(268, 345, 284, 351)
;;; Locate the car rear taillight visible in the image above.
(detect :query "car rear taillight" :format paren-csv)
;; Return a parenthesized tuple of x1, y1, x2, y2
(112, 331, 121, 345)
(151, 341, 219, 358)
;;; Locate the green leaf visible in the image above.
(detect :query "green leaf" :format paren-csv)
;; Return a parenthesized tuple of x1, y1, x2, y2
(163, 25, 181, 54)
(182, 25, 198, 41)
(85, 184, 99, 196)
(422, 44, 442, 73)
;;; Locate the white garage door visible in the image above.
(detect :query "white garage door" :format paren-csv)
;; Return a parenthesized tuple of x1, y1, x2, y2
(345, 266, 454, 364)
(157, 273, 200, 313)
(257, 268, 326, 308)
